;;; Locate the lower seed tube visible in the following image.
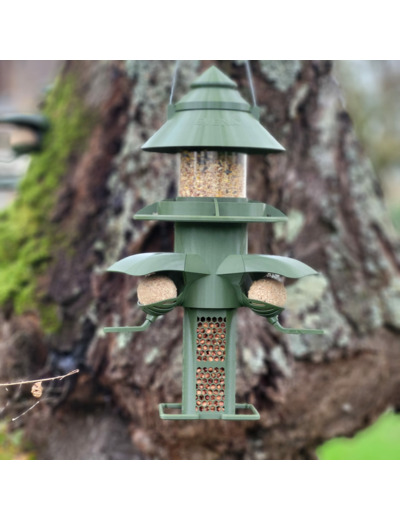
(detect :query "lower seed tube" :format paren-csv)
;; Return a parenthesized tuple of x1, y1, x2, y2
(182, 308, 237, 418)
(176, 219, 249, 419)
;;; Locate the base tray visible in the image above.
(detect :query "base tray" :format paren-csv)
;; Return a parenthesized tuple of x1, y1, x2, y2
(159, 402, 260, 421)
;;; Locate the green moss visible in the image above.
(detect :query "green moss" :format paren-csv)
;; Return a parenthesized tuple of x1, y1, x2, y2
(0, 73, 95, 333)
(0, 421, 35, 460)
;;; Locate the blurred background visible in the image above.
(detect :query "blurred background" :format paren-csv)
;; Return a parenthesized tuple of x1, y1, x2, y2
(0, 60, 399, 459)
(0, 61, 62, 208)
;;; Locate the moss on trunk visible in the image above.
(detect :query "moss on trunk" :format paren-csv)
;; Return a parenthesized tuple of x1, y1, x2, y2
(0, 74, 95, 333)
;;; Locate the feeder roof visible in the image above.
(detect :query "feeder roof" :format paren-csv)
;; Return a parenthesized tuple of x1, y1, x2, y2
(141, 65, 285, 155)
(191, 66, 237, 89)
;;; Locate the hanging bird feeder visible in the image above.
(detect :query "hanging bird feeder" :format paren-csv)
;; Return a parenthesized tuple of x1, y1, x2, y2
(0, 113, 49, 162)
(105, 64, 324, 421)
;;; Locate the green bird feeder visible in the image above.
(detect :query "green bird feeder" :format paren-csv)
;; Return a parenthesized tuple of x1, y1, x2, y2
(0, 113, 49, 161)
(105, 64, 324, 421)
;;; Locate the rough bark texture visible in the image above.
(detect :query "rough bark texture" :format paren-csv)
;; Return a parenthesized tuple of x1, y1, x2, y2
(0, 60, 399, 460)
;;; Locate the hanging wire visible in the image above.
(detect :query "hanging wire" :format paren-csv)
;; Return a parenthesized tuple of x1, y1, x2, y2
(169, 60, 180, 105)
(245, 60, 257, 107)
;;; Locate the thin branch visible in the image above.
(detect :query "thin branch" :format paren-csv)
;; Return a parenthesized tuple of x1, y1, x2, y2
(11, 400, 41, 422)
(0, 369, 79, 388)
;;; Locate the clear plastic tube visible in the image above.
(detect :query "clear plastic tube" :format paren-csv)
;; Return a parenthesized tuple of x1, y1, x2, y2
(178, 151, 247, 198)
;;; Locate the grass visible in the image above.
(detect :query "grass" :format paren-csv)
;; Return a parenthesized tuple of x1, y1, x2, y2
(317, 411, 400, 460)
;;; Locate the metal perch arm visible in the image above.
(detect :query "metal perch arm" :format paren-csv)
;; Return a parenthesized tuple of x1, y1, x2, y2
(267, 316, 324, 335)
(104, 314, 158, 334)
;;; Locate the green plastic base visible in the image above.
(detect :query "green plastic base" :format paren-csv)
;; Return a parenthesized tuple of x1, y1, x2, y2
(159, 402, 260, 421)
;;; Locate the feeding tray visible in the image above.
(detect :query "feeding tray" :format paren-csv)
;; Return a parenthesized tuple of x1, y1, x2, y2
(159, 402, 260, 420)
(134, 198, 288, 223)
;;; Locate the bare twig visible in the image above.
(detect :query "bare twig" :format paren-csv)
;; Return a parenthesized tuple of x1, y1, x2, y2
(0, 369, 79, 388)
(11, 401, 41, 422)
(0, 369, 80, 422)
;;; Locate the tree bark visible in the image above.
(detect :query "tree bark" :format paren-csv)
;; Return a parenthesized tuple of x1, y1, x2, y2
(1, 60, 399, 460)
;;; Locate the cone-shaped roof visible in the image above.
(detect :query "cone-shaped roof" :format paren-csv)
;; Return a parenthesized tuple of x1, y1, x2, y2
(191, 66, 238, 89)
(141, 65, 285, 155)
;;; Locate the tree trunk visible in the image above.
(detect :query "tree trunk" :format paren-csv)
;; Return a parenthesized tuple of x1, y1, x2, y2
(0, 60, 399, 460)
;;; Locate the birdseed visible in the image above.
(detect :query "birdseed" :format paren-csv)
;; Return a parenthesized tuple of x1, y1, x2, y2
(137, 275, 177, 305)
(248, 278, 287, 307)
(178, 150, 247, 198)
